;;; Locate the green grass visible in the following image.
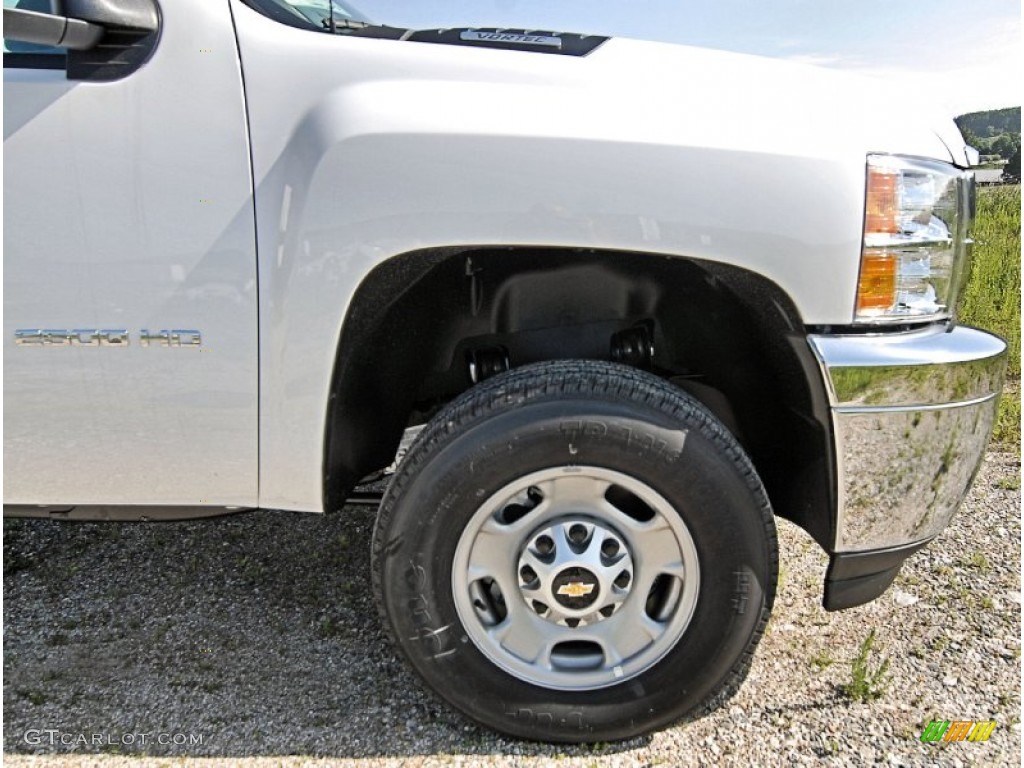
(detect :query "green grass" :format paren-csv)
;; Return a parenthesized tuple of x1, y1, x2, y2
(992, 394, 1021, 450)
(841, 629, 891, 703)
(809, 648, 835, 670)
(960, 185, 1021, 450)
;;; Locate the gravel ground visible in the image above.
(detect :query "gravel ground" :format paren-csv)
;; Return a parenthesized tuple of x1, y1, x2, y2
(3, 451, 1020, 767)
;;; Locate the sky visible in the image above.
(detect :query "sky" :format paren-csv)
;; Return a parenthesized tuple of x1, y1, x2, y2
(353, 0, 1021, 117)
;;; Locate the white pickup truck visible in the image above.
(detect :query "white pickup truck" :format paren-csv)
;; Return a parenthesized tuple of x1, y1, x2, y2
(3, 0, 1007, 743)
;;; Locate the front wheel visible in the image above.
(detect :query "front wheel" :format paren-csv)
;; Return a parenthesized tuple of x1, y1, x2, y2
(371, 361, 777, 742)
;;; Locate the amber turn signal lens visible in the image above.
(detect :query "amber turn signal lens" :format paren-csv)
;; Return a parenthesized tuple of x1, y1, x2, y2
(857, 251, 896, 313)
(865, 168, 899, 235)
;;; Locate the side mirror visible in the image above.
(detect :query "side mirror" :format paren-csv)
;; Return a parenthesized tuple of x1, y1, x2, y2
(4, 0, 160, 81)
(3, 7, 103, 50)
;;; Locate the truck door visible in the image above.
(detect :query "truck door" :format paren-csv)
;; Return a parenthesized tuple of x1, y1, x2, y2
(3, 0, 258, 509)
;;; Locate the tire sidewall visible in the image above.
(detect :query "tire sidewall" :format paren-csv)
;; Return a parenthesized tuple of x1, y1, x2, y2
(377, 395, 772, 742)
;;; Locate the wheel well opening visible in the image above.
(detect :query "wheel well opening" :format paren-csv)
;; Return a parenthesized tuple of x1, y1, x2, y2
(323, 246, 835, 548)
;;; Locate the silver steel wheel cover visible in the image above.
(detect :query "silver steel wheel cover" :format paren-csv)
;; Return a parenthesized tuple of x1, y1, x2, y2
(452, 466, 700, 690)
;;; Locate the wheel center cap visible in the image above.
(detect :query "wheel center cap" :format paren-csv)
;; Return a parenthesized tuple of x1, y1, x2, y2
(552, 566, 601, 609)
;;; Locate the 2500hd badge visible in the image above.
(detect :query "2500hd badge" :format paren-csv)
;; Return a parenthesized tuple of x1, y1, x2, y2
(14, 330, 202, 347)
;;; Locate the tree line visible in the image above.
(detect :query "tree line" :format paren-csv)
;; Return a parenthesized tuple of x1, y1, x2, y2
(956, 107, 1020, 171)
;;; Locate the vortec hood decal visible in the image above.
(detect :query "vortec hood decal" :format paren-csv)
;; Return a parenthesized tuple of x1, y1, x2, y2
(460, 31, 563, 49)
(406, 28, 608, 56)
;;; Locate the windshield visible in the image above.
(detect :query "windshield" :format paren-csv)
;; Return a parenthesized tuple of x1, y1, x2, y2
(242, 0, 610, 55)
(282, 0, 371, 26)
(249, 0, 374, 30)
(246, 1, 600, 36)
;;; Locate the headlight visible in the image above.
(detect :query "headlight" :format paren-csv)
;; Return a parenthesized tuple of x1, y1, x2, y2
(855, 154, 974, 323)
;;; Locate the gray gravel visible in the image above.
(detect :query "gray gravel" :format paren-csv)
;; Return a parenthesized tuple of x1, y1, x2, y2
(3, 451, 1020, 767)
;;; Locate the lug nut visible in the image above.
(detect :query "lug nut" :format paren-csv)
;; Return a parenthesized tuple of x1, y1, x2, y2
(520, 565, 537, 583)
(568, 524, 588, 544)
(601, 539, 620, 558)
(614, 571, 631, 589)
(532, 600, 549, 615)
(535, 535, 554, 555)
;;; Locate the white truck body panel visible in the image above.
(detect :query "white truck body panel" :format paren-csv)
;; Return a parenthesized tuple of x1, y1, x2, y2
(3, 0, 258, 505)
(229, 2, 960, 510)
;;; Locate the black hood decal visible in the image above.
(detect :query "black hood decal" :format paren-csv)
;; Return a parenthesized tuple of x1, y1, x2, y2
(403, 28, 608, 56)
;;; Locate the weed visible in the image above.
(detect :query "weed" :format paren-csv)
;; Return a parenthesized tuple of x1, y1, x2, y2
(62, 562, 81, 579)
(841, 629, 890, 702)
(318, 616, 342, 638)
(234, 555, 266, 582)
(809, 649, 835, 670)
(995, 474, 1021, 490)
(963, 551, 991, 573)
(947, 575, 971, 604)
(20, 689, 47, 706)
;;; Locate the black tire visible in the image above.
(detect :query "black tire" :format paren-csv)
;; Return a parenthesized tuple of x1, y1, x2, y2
(371, 360, 777, 742)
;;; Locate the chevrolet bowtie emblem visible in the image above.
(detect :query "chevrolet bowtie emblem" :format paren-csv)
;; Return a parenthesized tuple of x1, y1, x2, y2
(557, 582, 595, 598)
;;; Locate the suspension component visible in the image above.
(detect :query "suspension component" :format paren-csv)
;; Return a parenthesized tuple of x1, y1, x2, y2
(467, 345, 510, 384)
(610, 324, 654, 368)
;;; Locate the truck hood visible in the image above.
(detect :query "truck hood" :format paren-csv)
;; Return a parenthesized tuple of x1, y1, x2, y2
(240, 7, 972, 171)
(573, 37, 967, 166)
(387, 28, 968, 168)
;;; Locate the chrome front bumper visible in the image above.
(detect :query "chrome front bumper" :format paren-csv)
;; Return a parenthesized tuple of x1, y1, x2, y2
(810, 326, 1007, 554)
